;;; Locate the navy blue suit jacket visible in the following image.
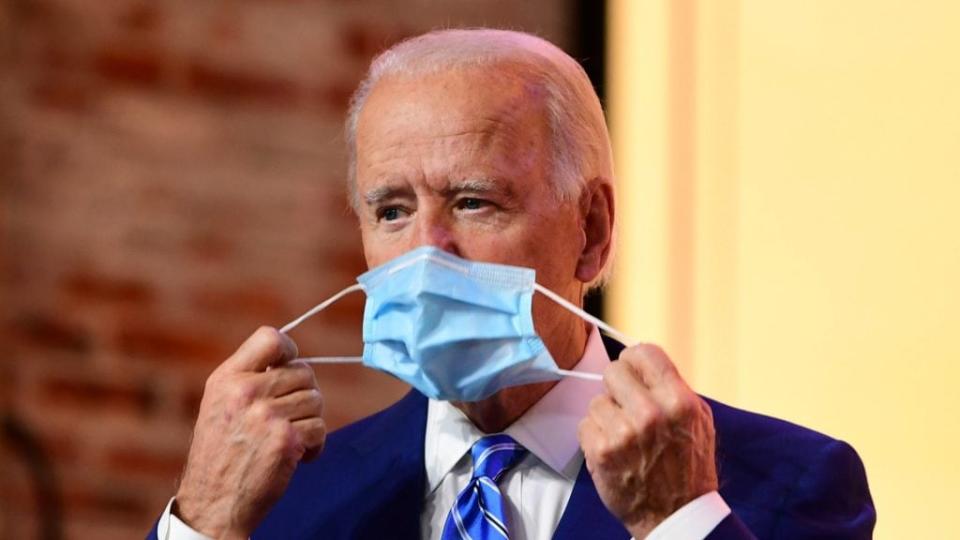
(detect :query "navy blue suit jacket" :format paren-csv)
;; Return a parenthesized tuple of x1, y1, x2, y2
(150, 337, 875, 539)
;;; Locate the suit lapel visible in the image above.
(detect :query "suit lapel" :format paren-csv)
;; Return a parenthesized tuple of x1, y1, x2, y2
(349, 391, 429, 539)
(553, 464, 630, 539)
(552, 335, 630, 539)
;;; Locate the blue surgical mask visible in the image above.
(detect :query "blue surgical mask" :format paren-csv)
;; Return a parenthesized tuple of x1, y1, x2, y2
(280, 246, 634, 402)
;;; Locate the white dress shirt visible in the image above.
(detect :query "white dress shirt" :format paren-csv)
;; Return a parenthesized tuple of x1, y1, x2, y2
(159, 326, 730, 539)
(420, 325, 730, 540)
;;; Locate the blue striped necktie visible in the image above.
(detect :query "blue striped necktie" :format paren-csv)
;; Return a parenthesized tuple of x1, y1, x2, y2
(441, 434, 528, 540)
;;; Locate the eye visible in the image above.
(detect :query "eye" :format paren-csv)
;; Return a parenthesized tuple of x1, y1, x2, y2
(377, 206, 407, 222)
(457, 198, 488, 211)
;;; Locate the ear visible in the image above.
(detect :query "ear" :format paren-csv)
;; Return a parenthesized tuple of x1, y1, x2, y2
(575, 177, 615, 283)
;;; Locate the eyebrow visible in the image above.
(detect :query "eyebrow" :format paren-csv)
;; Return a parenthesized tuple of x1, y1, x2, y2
(363, 185, 412, 206)
(440, 178, 502, 197)
(363, 178, 513, 206)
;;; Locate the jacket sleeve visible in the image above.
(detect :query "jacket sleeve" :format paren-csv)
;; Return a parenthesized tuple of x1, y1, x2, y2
(776, 439, 875, 539)
(708, 439, 875, 540)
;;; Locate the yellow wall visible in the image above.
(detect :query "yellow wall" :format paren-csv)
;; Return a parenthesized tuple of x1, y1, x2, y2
(607, 1, 960, 538)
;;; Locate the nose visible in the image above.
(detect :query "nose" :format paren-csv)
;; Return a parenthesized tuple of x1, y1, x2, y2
(415, 209, 461, 257)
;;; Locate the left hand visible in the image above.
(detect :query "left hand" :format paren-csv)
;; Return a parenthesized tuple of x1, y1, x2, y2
(577, 344, 718, 538)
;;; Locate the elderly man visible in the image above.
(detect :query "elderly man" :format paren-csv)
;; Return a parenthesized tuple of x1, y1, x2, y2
(149, 29, 874, 539)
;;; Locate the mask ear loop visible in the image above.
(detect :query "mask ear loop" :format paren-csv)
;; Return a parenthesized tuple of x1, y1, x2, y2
(278, 281, 640, 376)
(280, 283, 366, 365)
(533, 283, 639, 382)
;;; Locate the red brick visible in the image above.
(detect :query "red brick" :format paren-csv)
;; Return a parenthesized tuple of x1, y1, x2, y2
(340, 22, 413, 62)
(42, 433, 82, 464)
(208, 14, 243, 43)
(325, 245, 368, 279)
(62, 271, 154, 306)
(117, 4, 161, 33)
(12, 0, 57, 27)
(191, 284, 286, 321)
(115, 321, 228, 364)
(105, 447, 185, 479)
(314, 81, 355, 113)
(93, 45, 165, 87)
(183, 232, 235, 263)
(38, 42, 75, 70)
(64, 484, 149, 520)
(186, 60, 299, 106)
(8, 312, 92, 354)
(29, 78, 94, 112)
(40, 376, 156, 415)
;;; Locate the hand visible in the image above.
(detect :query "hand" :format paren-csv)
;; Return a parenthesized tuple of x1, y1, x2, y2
(577, 344, 718, 539)
(174, 327, 326, 539)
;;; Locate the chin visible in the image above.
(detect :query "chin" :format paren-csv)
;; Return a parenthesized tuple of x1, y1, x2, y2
(453, 379, 558, 433)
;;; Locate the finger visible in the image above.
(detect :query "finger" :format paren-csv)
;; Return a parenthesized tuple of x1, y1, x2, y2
(619, 343, 680, 388)
(259, 361, 318, 397)
(601, 359, 658, 414)
(225, 326, 299, 372)
(587, 394, 646, 448)
(587, 394, 624, 429)
(618, 343, 696, 409)
(270, 388, 324, 421)
(576, 417, 606, 472)
(292, 417, 327, 457)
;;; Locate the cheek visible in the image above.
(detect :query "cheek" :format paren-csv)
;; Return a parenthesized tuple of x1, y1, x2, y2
(529, 214, 584, 274)
(360, 230, 396, 269)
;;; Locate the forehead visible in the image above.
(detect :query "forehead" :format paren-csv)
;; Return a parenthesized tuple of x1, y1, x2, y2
(355, 64, 552, 189)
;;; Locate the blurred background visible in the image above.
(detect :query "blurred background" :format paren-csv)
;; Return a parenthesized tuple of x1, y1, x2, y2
(0, 1, 956, 539)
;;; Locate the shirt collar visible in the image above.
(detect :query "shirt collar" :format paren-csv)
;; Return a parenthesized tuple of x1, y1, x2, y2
(423, 325, 610, 493)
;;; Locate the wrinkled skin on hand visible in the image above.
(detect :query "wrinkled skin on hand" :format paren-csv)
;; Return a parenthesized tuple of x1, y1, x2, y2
(174, 327, 326, 539)
(577, 344, 718, 538)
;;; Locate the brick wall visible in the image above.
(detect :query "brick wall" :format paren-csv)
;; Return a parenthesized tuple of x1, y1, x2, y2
(0, 1, 573, 538)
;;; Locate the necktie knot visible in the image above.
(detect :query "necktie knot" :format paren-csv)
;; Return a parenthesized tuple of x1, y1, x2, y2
(470, 434, 527, 482)
(441, 434, 527, 540)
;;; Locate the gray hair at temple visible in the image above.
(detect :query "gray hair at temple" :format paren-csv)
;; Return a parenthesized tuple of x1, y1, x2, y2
(344, 28, 616, 287)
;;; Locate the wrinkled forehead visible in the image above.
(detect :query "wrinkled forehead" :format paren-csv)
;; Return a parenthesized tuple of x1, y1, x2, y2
(355, 72, 553, 193)
(359, 63, 550, 141)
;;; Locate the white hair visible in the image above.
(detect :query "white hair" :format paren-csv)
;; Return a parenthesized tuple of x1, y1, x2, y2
(345, 28, 615, 288)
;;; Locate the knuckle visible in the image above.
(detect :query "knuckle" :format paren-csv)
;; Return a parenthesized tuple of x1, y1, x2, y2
(594, 439, 617, 467)
(296, 364, 316, 385)
(203, 371, 220, 392)
(665, 392, 695, 419)
(616, 347, 642, 367)
(310, 419, 328, 446)
(610, 421, 636, 448)
(698, 397, 714, 419)
(633, 405, 664, 432)
(608, 360, 632, 380)
(204, 365, 231, 390)
(678, 394, 699, 418)
(232, 379, 258, 407)
(265, 423, 291, 454)
(587, 395, 607, 414)
(311, 389, 325, 414)
(249, 400, 273, 423)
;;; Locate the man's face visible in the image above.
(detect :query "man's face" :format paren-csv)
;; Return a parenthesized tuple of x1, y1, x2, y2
(354, 64, 589, 360)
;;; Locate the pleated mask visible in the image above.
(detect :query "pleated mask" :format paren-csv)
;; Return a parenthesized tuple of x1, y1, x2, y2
(280, 246, 634, 402)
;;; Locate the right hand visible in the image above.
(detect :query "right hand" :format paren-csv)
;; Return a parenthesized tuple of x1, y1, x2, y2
(174, 326, 327, 539)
